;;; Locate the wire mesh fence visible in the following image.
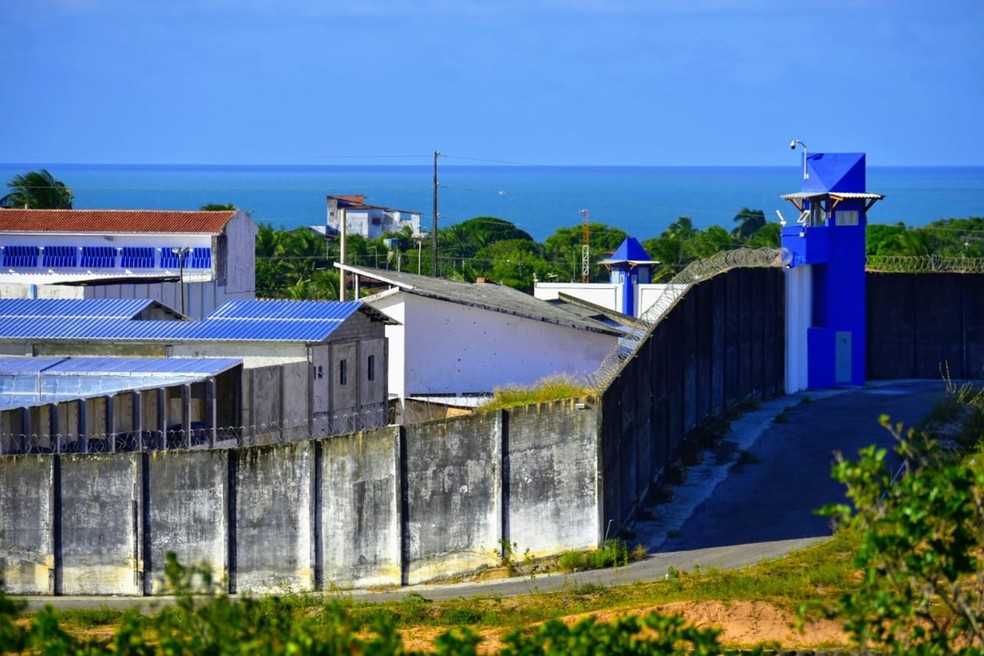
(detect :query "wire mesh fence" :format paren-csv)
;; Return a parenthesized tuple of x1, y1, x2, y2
(0, 408, 389, 456)
(587, 247, 788, 390)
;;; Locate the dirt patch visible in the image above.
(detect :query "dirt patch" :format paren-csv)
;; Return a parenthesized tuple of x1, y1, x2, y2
(397, 600, 849, 653)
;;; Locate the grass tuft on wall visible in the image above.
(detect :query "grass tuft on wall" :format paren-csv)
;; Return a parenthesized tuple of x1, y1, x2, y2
(479, 374, 592, 412)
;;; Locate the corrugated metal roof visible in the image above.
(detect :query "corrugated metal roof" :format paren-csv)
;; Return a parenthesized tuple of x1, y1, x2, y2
(780, 192, 883, 200)
(0, 209, 237, 234)
(0, 356, 242, 411)
(0, 357, 67, 374)
(0, 298, 160, 319)
(37, 357, 241, 376)
(337, 264, 624, 336)
(207, 299, 363, 321)
(0, 299, 392, 343)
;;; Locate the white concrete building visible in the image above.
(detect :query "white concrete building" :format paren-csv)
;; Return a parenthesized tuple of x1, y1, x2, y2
(327, 195, 421, 240)
(336, 264, 627, 422)
(533, 237, 683, 320)
(0, 209, 257, 320)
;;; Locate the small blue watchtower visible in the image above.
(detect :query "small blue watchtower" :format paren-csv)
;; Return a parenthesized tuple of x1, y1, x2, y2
(781, 149, 883, 390)
(599, 237, 659, 317)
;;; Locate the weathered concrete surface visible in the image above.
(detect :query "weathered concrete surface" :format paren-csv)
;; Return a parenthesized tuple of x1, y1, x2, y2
(59, 454, 141, 595)
(404, 414, 502, 584)
(322, 427, 401, 588)
(233, 442, 314, 593)
(145, 450, 228, 595)
(506, 400, 601, 556)
(0, 455, 54, 594)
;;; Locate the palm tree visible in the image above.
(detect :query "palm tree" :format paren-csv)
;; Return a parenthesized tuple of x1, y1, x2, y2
(731, 208, 766, 241)
(1, 169, 73, 209)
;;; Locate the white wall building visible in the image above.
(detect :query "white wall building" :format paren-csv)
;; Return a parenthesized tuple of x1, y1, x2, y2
(336, 264, 626, 422)
(0, 209, 257, 320)
(327, 195, 421, 240)
(534, 238, 685, 321)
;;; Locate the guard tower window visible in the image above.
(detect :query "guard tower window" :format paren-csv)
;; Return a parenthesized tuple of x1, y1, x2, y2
(339, 359, 347, 386)
(367, 354, 375, 381)
(835, 210, 859, 226)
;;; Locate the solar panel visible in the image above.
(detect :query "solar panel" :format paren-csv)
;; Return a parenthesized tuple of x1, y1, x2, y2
(121, 246, 154, 268)
(80, 246, 116, 268)
(160, 247, 179, 268)
(2, 245, 40, 267)
(190, 247, 211, 269)
(42, 245, 78, 268)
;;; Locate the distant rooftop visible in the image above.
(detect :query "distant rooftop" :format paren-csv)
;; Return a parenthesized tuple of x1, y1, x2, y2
(0, 209, 239, 234)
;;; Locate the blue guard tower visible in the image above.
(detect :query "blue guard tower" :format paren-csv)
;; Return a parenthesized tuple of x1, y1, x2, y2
(781, 149, 883, 390)
(599, 237, 659, 318)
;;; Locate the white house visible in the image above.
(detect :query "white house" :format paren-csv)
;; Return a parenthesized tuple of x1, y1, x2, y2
(335, 263, 627, 422)
(327, 195, 421, 240)
(0, 209, 257, 320)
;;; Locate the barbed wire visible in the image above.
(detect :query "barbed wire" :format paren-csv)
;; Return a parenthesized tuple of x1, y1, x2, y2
(587, 247, 788, 391)
(0, 409, 388, 456)
(865, 255, 984, 273)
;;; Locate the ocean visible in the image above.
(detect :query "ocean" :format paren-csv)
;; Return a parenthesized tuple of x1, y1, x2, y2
(2, 163, 983, 243)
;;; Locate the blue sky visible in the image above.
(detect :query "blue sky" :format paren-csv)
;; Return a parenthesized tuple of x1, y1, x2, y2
(3, 0, 983, 166)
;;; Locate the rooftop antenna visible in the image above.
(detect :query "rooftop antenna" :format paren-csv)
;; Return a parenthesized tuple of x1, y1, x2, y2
(789, 139, 809, 180)
(580, 209, 590, 283)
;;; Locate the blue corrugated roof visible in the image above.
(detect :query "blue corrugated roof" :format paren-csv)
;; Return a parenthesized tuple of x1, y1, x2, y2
(207, 299, 363, 321)
(0, 299, 375, 343)
(34, 357, 241, 376)
(0, 356, 242, 411)
(0, 298, 160, 319)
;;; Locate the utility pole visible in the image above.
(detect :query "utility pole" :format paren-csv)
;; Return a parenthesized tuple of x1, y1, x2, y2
(432, 150, 440, 277)
(172, 247, 191, 316)
(580, 209, 590, 283)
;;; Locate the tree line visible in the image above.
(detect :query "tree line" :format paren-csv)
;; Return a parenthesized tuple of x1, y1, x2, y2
(255, 209, 777, 298)
(5, 168, 983, 299)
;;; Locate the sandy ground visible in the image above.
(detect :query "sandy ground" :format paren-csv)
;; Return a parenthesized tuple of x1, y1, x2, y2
(42, 600, 849, 652)
(397, 600, 850, 653)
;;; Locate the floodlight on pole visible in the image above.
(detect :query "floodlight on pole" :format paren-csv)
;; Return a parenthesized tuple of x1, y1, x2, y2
(172, 247, 191, 316)
(789, 139, 809, 180)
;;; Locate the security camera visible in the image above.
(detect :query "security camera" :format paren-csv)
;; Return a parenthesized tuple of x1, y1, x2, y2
(789, 139, 797, 149)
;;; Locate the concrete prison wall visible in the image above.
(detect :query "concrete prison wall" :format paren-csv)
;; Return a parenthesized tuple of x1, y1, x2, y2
(0, 399, 601, 595)
(867, 272, 984, 380)
(1, 266, 791, 595)
(601, 267, 786, 531)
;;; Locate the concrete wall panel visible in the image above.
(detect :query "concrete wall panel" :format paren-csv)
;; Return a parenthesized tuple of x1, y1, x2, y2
(322, 427, 401, 588)
(234, 442, 315, 593)
(59, 454, 141, 595)
(507, 400, 601, 554)
(250, 366, 282, 430)
(0, 456, 54, 594)
(404, 414, 501, 584)
(281, 361, 309, 427)
(145, 450, 228, 594)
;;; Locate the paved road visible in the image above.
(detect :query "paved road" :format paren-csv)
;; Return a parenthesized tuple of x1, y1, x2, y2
(18, 380, 950, 611)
